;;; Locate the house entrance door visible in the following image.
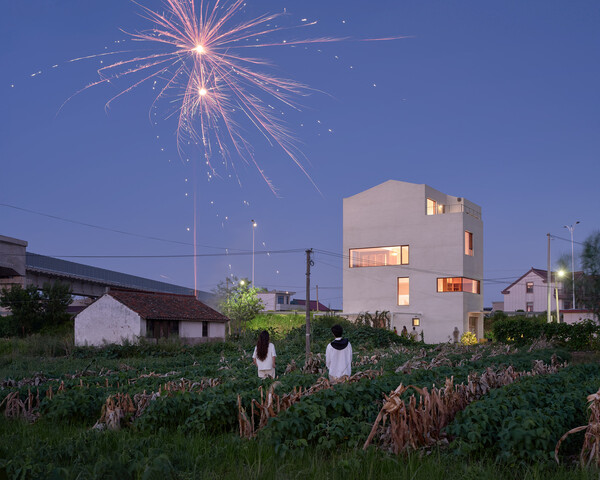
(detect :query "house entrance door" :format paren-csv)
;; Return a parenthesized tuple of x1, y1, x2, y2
(468, 316, 478, 337)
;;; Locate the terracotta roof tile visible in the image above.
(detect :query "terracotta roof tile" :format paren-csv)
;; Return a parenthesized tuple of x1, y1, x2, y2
(107, 289, 229, 323)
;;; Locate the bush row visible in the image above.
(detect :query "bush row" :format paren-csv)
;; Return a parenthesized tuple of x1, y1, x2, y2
(492, 317, 599, 350)
(447, 362, 600, 464)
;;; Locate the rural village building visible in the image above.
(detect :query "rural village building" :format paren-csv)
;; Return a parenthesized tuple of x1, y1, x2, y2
(500, 267, 596, 323)
(343, 180, 484, 343)
(257, 290, 295, 311)
(74, 290, 229, 346)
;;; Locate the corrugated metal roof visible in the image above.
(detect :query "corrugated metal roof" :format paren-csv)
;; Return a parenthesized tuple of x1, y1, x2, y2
(26, 252, 212, 302)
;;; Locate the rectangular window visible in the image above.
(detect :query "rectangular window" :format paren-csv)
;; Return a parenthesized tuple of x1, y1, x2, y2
(426, 198, 437, 215)
(202, 321, 208, 337)
(277, 295, 284, 304)
(526, 282, 534, 294)
(412, 317, 420, 327)
(350, 246, 409, 267)
(526, 302, 534, 312)
(465, 231, 473, 256)
(398, 277, 409, 305)
(437, 277, 480, 294)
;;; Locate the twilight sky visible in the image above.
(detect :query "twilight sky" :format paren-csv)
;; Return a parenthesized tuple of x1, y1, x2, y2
(1, 0, 599, 309)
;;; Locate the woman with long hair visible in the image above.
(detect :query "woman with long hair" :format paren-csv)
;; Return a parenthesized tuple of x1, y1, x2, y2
(252, 330, 276, 379)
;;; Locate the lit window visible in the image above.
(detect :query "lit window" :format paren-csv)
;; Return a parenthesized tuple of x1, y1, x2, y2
(437, 277, 480, 294)
(426, 198, 437, 215)
(350, 246, 409, 267)
(412, 317, 420, 327)
(526, 282, 534, 294)
(398, 277, 409, 305)
(465, 231, 473, 256)
(526, 302, 533, 312)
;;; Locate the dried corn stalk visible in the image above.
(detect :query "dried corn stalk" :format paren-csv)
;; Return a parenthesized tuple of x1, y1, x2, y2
(238, 370, 382, 438)
(365, 360, 566, 454)
(93, 393, 136, 431)
(0, 389, 40, 422)
(555, 387, 600, 467)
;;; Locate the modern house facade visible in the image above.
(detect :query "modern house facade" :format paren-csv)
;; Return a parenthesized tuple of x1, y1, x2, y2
(74, 290, 229, 346)
(343, 180, 483, 343)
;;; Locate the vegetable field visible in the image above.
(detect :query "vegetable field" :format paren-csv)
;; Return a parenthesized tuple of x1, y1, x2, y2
(1, 316, 599, 479)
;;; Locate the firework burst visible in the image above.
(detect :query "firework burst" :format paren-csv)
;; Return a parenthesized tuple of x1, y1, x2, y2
(72, 0, 356, 191)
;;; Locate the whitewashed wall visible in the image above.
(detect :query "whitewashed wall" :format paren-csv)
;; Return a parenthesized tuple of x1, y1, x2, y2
(74, 295, 142, 346)
(257, 293, 276, 311)
(503, 271, 562, 312)
(180, 320, 225, 339)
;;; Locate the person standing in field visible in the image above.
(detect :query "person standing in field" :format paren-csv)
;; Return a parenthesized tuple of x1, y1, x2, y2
(325, 324, 352, 381)
(252, 330, 276, 379)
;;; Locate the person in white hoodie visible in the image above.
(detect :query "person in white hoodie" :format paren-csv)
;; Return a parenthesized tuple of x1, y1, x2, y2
(325, 324, 352, 381)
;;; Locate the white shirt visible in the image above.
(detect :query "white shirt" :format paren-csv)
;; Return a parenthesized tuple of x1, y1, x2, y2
(253, 343, 276, 370)
(325, 338, 352, 378)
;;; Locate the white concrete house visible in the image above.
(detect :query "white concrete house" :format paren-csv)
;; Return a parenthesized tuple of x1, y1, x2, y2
(257, 290, 296, 311)
(75, 290, 229, 346)
(343, 180, 484, 343)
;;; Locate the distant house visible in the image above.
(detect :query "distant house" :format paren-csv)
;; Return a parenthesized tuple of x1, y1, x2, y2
(74, 290, 229, 346)
(501, 267, 575, 313)
(257, 290, 295, 311)
(290, 299, 331, 312)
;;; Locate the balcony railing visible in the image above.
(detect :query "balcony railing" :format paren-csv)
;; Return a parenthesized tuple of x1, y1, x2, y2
(427, 203, 481, 220)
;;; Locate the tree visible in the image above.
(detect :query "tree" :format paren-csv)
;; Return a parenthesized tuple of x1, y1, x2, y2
(41, 282, 73, 328)
(579, 231, 600, 321)
(0, 284, 43, 335)
(0, 282, 73, 336)
(213, 277, 264, 334)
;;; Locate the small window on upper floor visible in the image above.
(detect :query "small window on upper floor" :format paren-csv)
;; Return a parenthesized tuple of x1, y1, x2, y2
(526, 282, 534, 294)
(465, 231, 473, 256)
(426, 198, 437, 215)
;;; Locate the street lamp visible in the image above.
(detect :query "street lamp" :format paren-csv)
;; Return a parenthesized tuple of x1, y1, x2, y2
(563, 221, 580, 310)
(251, 219, 257, 286)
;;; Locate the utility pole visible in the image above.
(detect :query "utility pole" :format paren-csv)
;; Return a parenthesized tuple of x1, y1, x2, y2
(564, 221, 580, 310)
(305, 249, 313, 361)
(547, 233, 552, 323)
(316, 285, 319, 312)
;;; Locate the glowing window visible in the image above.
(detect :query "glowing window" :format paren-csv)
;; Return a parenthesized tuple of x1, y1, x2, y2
(426, 198, 437, 215)
(398, 277, 410, 305)
(526, 302, 534, 312)
(350, 246, 409, 267)
(526, 282, 534, 294)
(437, 277, 480, 294)
(465, 231, 473, 256)
(412, 317, 420, 327)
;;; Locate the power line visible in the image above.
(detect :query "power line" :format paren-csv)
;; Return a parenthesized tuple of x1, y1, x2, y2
(0, 202, 246, 252)
(3, 249, 306, 259)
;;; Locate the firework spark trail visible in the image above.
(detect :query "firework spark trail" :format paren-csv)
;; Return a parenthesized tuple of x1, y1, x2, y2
(63, 0, 404, 192)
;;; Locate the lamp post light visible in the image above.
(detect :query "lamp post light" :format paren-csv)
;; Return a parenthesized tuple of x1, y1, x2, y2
(251, 219, 257, 286)
(563, 221, 580, 310)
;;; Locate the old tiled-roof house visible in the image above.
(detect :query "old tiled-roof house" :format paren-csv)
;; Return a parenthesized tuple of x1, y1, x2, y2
(74, 290, 229, 346)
